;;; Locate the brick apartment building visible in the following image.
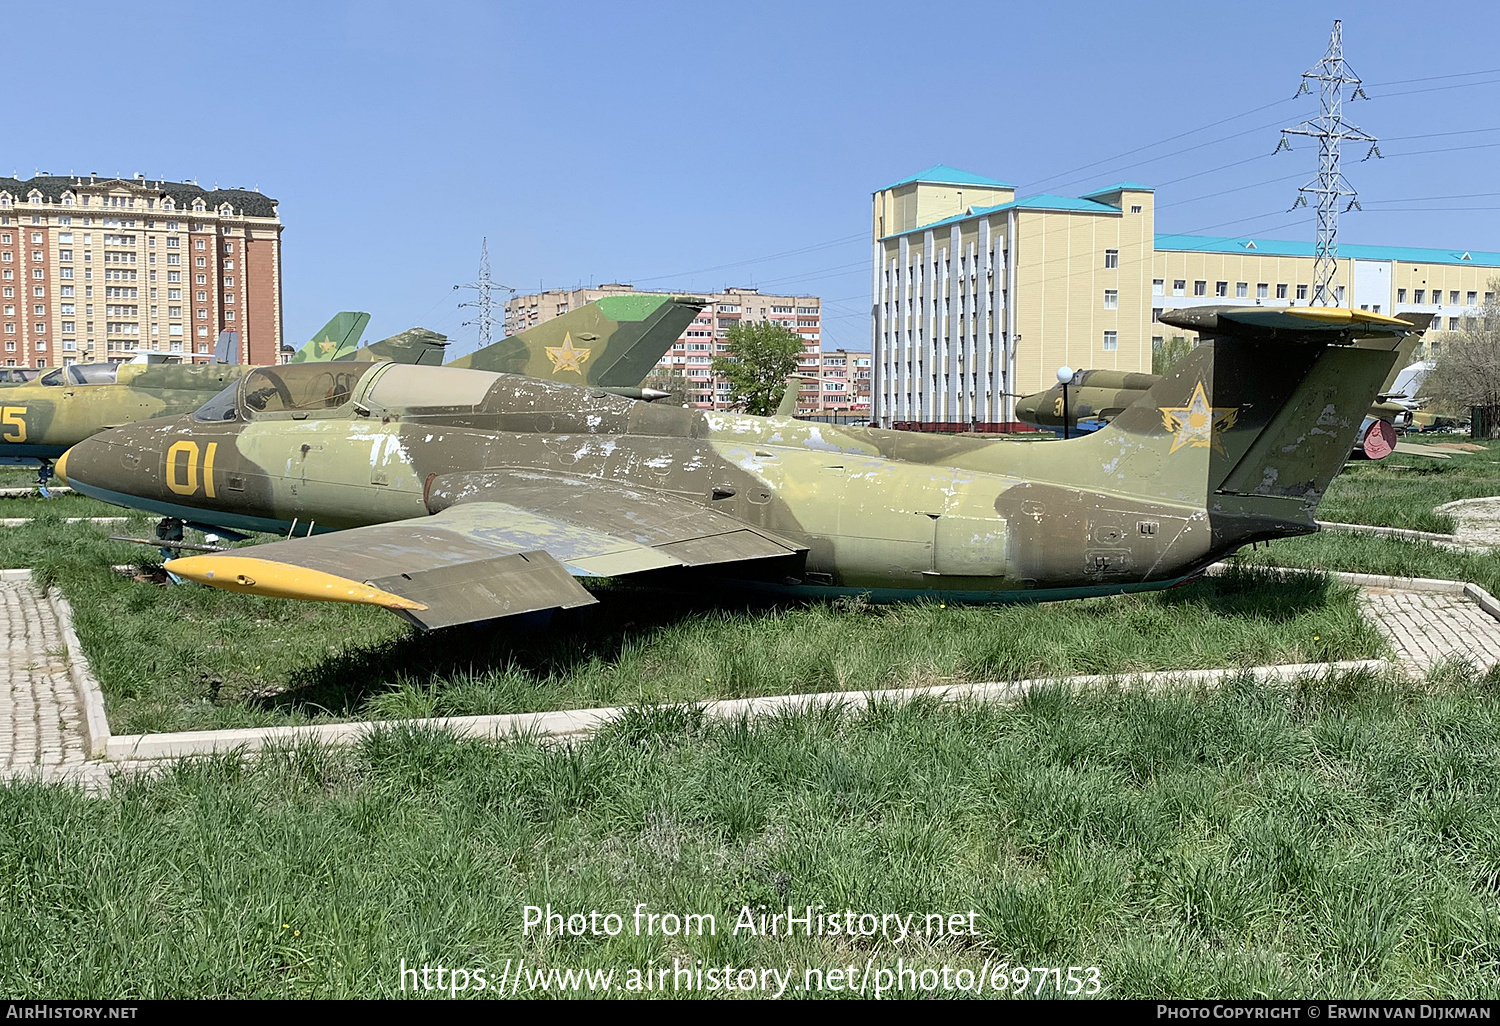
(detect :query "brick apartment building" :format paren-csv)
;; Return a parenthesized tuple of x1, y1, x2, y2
(0, 174, 283, 367)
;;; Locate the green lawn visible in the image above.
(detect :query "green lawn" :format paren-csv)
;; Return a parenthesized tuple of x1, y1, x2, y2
(3, 670, 1498, 998)
(0, 434, 1497, 1000)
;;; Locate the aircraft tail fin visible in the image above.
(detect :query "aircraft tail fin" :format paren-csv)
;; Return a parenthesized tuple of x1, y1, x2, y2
(1070, 306, 1417, 546)
(286, 312, 371, 363)
(341, 327, 450, 365)
(446, 294, 706, 386)
(213, 330, 240, 364)
(776, 375, 816, 417)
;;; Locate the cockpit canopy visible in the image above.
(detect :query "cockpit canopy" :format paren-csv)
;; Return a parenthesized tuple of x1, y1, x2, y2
(192, 362, 380, 423)
(195, 362, 504, 423)
(38, 363, 120, 387)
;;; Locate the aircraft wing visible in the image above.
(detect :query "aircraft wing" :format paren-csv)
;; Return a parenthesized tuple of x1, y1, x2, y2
(164, 480, 806, 629)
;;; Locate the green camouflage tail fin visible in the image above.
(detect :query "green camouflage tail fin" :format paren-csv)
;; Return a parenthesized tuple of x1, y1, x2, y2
(286, 312, 371, 363)
(1071, 306, 1416, 545)
(445, 294, 706, 386)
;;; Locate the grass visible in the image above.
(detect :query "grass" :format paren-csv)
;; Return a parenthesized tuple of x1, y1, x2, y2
(1315, 435, 1500, 533)
(1, 433, 1497, 999)
(0, 509, 1382, 734)
(3, 669, 1499, 998)
(1241, 532, 1500, 595)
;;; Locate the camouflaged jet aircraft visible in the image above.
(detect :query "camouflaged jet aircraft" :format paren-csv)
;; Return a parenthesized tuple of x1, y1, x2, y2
(57, 306, 1418, 631)
(0, 295, 703, 478)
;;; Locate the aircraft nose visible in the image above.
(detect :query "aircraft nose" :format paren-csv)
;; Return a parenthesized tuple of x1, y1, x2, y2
(56, 422, 165, 505)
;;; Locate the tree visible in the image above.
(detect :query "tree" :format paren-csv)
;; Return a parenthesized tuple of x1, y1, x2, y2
(1152, 335, 1194, 375)
(1423, 276, 1500, 437)
(711, 321, 805, 415)
(641, 366, 691, 405)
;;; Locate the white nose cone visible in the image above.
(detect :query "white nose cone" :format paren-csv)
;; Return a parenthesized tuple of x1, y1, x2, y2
(1056, 365, 1075, 385)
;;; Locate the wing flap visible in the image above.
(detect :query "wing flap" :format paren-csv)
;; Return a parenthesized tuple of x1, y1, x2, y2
(427, 470, 806, 563)
(368, 550, 596, 630)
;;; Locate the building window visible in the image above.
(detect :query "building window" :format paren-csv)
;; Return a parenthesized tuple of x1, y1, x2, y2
(1130, 205, 1142, 214)
(1103, 290, 1119, 309)
(1450, 317, 1460, 330)
(1104, 249, 1118, 269)
(1296, 284, 1308, 301)
(195, 257, 205, 268)
(1276, 284, 1288, 299)
(1102, 331, 1118, 351)
(1191, 281, 1205, 297)
(1152, 279, 1164, 296)
(1397, 288, 1407, 303)
(1256, 283, 1268, 299)
(1335, 286, 1345, 303)
(1172, 280, 1185, 296)
(1468, 291, 1478, 306)
(1152, 308, 1162, 322)
(1235, 282, 1248, 298)
(1216, 281, 1228, 297)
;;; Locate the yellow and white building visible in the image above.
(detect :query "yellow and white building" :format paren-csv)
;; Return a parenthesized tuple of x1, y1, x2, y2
(872, 165, 1500, 429)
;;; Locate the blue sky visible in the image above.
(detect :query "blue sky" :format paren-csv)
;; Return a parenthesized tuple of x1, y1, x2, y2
(9, 0, 1500, 355)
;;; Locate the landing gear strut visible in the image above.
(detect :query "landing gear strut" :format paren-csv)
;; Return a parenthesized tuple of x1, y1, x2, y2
(156, 518, 186, 579)
(36, 459, 54, 497)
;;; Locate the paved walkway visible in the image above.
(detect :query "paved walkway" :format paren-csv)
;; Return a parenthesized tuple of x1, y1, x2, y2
(0, 578, 126, 789)
(1360, 587, 1500, 675)
(0, 581, 92, 775)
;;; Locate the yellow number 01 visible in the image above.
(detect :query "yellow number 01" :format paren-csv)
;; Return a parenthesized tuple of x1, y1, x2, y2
(0, 406, 26, 443)
(166, 440, 218, 498)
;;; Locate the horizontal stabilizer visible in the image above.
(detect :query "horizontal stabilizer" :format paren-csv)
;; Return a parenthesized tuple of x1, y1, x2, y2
(1158, 305, 1413, 342)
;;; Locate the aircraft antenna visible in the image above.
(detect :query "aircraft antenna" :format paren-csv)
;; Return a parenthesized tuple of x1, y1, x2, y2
(1276, 19, 1379, 307)
(454, 238, 514, 349)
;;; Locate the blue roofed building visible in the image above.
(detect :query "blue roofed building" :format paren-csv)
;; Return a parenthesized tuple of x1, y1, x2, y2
(870, 166, 1499, 430)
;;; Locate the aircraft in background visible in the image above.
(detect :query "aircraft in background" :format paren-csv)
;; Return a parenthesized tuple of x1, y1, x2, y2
(60, 306, 1419, 632)
(1014, 313, 1437, 460)
(0, 295, 704, 484)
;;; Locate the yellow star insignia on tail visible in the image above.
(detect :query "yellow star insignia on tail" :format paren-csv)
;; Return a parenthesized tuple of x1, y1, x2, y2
(1159, 381, 1239, 454)
(317, 336, 336, 355)
(544, 333, 592, 376)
